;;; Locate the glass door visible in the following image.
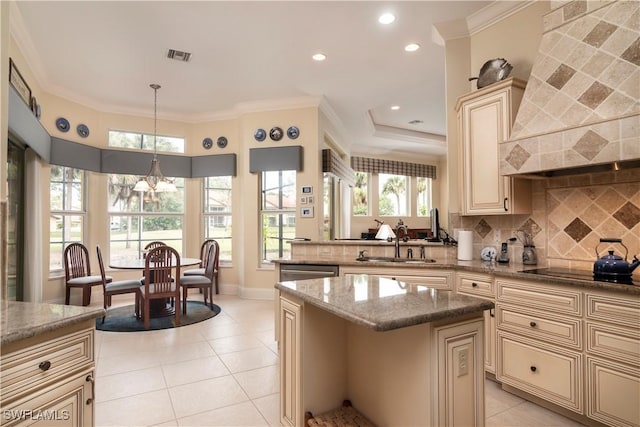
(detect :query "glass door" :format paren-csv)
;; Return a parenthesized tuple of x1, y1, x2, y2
(6, 140, 25, 300)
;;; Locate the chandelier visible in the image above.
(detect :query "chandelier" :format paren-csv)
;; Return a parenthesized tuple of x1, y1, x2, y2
(133, 84, 177, 193)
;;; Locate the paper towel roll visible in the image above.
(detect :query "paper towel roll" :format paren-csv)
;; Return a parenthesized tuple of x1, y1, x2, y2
(457, 230, 473, 261)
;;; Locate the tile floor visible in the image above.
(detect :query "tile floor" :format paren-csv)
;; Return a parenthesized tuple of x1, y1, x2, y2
(94, 294, 585, 426)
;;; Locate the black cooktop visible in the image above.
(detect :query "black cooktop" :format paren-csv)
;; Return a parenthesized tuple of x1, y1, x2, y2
(520, 267, 635, 285)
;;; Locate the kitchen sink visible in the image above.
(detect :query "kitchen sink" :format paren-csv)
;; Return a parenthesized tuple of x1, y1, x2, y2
(356, 257, 436, 263)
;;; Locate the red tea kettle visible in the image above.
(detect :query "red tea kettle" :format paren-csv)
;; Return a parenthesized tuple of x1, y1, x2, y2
(593, 238, 639, 282)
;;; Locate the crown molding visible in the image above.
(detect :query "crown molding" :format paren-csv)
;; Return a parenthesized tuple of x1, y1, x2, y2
(432, 1, 534, 42)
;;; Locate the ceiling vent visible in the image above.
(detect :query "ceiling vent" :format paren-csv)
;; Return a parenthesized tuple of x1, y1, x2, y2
(408, 120, 423, 125)
(167, 49, 192, 62)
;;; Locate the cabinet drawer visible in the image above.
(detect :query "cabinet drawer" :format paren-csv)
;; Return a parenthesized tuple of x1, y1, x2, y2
(497, 332, 583, 413)
(497, 280, 582, 316)
(586, 293, 640, 329)
(1, 328, 94, 406)
(586, 356, 640, 427)
(587, 322, 640, 366)
(1, 369, 94, 427)
(497, 305, 582, 350)
(456, 272, 495, 298)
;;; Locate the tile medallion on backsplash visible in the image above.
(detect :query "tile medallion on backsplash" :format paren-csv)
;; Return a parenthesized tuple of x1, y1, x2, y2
(613, 201, 640, 230)
(564, 217, 592, 242)
(520, 218, 542, 238)
(573, 130, 609, 160)
(506, 144, 531, 171)
(475, 219, 492, 239)
(583, 21, 618, 48)
(577, 81, 614, 110)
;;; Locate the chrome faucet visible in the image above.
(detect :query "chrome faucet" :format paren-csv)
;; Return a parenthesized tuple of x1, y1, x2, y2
(395, 219, 409, 258)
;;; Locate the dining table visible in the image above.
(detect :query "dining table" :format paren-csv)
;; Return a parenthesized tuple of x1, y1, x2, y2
(109, 256, 201, 317)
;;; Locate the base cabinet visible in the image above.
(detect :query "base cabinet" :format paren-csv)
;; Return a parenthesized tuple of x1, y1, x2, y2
(1, 370, 94, 427)
(0, 321, 96, 427)
(587, 356, 640, 427)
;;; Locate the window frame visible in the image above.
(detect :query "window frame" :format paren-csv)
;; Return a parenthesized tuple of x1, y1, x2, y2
(49, 166, 86, 274)
(259, 170, 296, 265)
(203, 176, 233, 265)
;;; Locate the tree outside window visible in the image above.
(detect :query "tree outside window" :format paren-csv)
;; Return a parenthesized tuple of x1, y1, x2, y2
(108, 130, 184, 153)
(261, 170, 296, 263)
(417, 177, 433, 216)
(49, 166, 84, 272)
(379, 173, 408, 216)
(108, 174, 184, 264)
(353, 172, 369, 216)
(204, 176, 232, 263)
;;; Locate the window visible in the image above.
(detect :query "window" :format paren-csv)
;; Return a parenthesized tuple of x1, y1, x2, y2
(204, 176, 232, 263)
(417, 177, 433, 216)
(260, 170, 296, 263)
(353, 171, 369, 216)
(108, 174, 185, 264)
(108, 130, 185, 153)
(378, 173, 408, 216)
(50, 166, 85, 272)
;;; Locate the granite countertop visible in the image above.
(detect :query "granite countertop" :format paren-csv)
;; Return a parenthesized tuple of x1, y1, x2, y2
(1, 301, 105, 346)
(276, 274, 494, 332)
(275, 258, 640, 295)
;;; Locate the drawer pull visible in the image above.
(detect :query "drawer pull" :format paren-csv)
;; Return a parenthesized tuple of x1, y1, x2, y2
(489, 308, 495, 318)
(530, 366, 537, 372)
(38, 361, 52, 371)
(86, 374, 95, 405)
(471, 282, 478, 287)
(529, 321, 537, 327)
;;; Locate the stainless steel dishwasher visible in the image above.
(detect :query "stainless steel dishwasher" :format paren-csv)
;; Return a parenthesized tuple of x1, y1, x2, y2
(278, 263, 339, 281)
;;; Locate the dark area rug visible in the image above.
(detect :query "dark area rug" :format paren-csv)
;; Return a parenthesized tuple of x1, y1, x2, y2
(96, 301, 221, 332)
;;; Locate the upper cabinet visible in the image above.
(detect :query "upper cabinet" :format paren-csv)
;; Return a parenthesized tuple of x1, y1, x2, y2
(456, 78, 531, 216)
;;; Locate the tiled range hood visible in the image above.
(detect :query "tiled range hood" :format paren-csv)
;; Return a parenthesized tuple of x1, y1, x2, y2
(501, 1, 639, 176)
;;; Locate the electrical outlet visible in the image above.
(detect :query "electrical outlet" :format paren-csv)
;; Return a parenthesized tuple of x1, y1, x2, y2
(458, 348, 469, 377)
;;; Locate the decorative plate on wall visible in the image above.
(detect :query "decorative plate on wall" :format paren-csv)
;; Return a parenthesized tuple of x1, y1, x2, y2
(217, 136, 228, 148)
(77, 124, 90, 138)
(269, 127, 283, 141)
(202, 137, 213, 149)
(254, 128, 266, 142)
(287, 126, 300, 139)
(56, 117, 70, 132)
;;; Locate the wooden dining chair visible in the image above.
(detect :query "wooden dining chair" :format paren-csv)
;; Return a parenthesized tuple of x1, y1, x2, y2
(143, 241, 167, 258)
(180, 243, 217, 314)
(96, 245, 142, 323)
(184, 239, 220, 294)
(139, 245, 181, 329)
(64, 242, 111, 306)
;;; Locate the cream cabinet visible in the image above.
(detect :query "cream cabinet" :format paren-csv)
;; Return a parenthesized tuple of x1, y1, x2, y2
(496, 279, 584, 414)
(1, 321, 96, 427)
(456, 272, 496, 374)
(456, 77, 531, 216)
(341, 266, 453, 290)
(279, 295, 303, 427)
(585, 291, 640, 427)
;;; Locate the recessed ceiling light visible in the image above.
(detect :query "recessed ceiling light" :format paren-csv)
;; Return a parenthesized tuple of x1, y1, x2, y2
(391, 105, 400, 110)
(404, 43, 420, 52)
(378, 13, 395, 25)
(312, 53, 327, 61)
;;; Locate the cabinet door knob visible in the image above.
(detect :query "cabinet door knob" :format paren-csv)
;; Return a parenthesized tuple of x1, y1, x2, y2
(471, 282, 478, 287)
(38, 361, 51, 371)
(529, 321, 537, 327)
(530, 366, 537, 372)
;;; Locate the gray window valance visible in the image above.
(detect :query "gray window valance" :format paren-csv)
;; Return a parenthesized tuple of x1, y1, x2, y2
(249, 146, 303, 172)
(350, 156, 436, 179)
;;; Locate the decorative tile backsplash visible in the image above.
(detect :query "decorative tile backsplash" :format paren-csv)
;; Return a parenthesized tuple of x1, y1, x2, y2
(450, 168, 640, 272)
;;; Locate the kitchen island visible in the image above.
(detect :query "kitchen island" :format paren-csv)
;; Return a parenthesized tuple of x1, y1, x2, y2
(1, 301, 104, 427)
(275, 274, 494, 427)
